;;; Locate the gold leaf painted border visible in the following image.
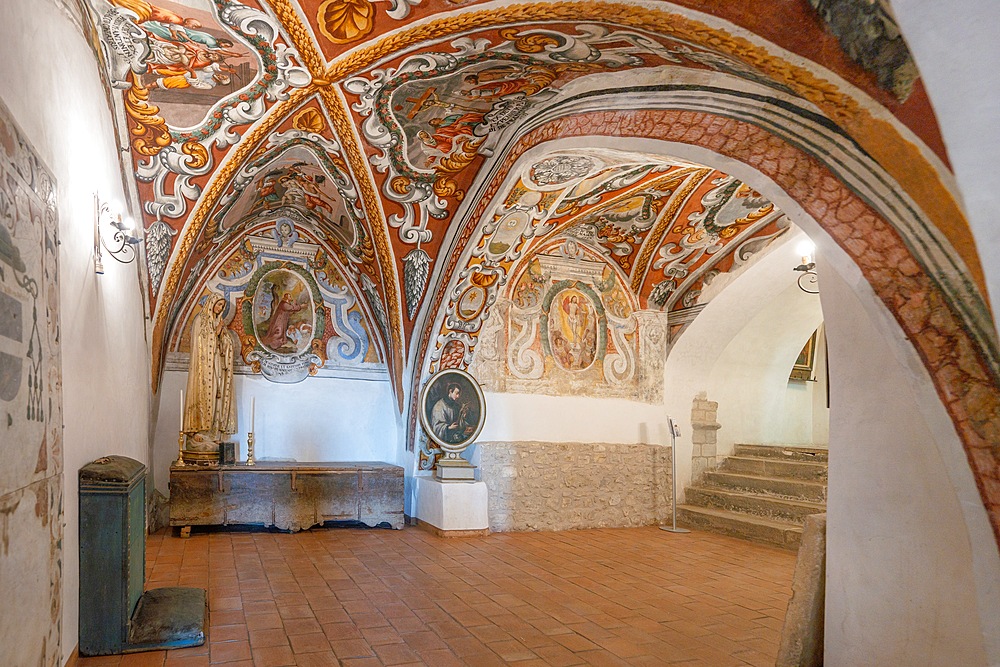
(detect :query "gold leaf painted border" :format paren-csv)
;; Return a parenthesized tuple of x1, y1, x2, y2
(319, 85, 405, 399)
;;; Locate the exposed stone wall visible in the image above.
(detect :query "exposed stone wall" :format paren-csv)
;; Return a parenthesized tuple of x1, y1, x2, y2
(477, 441, 672, 532)
(691, 392, 722, 482)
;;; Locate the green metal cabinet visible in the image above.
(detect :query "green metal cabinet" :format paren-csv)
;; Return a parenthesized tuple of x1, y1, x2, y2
(79, 456, 206, 656)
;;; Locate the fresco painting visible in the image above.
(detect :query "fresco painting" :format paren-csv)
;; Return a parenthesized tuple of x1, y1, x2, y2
(394, 59, 571, 172)
(548, 288, 598, 372)
(209, 144, 360, 249)
(455, 284, 487, 323)
(240, 260, 326, 382)
(253, 268, 314, 355)
(104, 0, 259, 128)
(0, 100, 62, 667)
(467, 242, 665, 404)
(172, 220, 382, 382)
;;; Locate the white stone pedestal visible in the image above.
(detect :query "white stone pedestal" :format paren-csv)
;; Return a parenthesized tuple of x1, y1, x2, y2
(414, 476, 489, 537)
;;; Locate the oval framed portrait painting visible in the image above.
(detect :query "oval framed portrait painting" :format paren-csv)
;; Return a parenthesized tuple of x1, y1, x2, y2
(419, 368, 486, 452)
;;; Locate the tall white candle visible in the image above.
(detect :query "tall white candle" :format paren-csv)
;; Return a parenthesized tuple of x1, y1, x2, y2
(179, 390, 184, 432)
(250, 396, 255, 433)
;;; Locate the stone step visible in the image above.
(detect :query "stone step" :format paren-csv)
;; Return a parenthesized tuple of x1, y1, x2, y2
(720, 456, 828, 481)
(676, 505, 803, 550)
(734, 444, 828, 463)
(701, 471, 827, 502)
(685, 486, 826, 523)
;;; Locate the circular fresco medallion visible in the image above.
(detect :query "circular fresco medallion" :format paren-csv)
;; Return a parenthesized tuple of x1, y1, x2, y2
(252, 268, 316, 355)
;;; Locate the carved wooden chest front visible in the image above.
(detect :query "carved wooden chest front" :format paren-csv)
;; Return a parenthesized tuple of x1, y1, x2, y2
(169, 462, 404, 532)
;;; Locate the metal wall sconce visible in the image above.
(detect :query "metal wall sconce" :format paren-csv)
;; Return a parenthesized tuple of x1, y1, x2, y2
(793, 240, 819, 294)
(94, 194, 141, 274)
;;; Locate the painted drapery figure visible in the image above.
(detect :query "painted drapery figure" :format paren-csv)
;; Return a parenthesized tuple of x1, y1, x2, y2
(552, 291, 597, 371)
(184, 292, 237, 447)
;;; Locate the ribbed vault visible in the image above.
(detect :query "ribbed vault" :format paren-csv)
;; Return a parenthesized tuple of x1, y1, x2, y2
(81, 0, 1000, 541)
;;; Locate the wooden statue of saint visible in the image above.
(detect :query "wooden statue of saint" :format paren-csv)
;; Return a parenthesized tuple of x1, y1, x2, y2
(183, 292, 237, 450)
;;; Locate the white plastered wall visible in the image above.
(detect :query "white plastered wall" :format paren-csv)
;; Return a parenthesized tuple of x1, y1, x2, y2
(661, 229, 827, 498)
(0, 0, 152, 663)
(891, 0, 1000, 331)
(820, 250, 997, 665)
(152, 372, 402, 495)
(477, 392, 671, 448)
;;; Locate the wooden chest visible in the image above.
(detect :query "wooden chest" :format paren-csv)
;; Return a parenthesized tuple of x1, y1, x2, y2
(168, 462, 404, 531)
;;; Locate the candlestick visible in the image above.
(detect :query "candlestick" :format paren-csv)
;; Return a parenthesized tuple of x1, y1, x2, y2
(246, 431, 255, 466)
(176, 389, 186, 467)
(175, 430, 186, 467)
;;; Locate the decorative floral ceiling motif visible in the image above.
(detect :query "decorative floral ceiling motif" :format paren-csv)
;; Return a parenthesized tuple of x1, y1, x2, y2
(83, 0, 972, 385)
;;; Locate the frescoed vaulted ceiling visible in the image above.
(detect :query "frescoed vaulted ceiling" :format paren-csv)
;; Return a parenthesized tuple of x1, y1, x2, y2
(80, 0, 1000, 479)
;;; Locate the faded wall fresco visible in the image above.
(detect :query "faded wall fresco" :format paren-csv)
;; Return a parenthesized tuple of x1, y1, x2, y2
(0, 101, 63, 666)
(469, 240, 667, 402)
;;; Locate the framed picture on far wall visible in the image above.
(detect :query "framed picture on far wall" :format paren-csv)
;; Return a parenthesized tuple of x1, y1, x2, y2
(789, 330, 818, 382)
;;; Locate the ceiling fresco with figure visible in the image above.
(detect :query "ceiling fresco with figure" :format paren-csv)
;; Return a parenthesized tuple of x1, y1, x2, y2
(80, 0, 1000, 521)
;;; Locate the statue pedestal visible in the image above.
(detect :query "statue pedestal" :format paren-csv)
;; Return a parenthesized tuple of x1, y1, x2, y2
(414, 476, 489, 537)
(434, 457, 476, 481)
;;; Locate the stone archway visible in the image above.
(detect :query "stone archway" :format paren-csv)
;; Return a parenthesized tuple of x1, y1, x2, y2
(425, 97, 1000, 546)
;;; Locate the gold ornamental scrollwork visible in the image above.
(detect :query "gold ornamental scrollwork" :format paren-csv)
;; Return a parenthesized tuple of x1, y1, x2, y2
(123, 72, 171, 156)
(180, 140, 210, 170)
(497, 27, 561, 53)
(316, 85, 405, 392)
(316, 1, 972, 293)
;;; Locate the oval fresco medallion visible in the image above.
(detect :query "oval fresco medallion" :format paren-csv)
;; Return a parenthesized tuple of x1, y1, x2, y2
(548, 288, 598, 372)
(456, 285, 487, 322)
(253, 268, 316, 355)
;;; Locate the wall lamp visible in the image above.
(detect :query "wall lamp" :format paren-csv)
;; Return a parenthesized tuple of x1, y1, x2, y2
(94, 194, 141, 274)
(793, 239, 819, 294)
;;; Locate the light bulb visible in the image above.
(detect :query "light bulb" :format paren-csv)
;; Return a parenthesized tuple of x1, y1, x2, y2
(795, 239, 815, 265)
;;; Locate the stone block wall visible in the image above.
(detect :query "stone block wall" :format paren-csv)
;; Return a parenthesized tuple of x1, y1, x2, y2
(691, 392, 722, 482)
(476, 441, 672, 532)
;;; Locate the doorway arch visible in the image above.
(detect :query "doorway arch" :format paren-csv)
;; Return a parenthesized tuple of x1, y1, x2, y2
(420, 85, 1000, 662)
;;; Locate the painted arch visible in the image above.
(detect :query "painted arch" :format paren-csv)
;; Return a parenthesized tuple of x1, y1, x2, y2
(81, 0, 1000, 543)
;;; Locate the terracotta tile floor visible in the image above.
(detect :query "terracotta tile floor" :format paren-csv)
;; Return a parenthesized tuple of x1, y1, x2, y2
(77, 525, 795, 666)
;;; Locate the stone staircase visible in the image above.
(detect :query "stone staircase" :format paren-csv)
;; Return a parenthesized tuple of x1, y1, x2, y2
(677, 444, 828, 550)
